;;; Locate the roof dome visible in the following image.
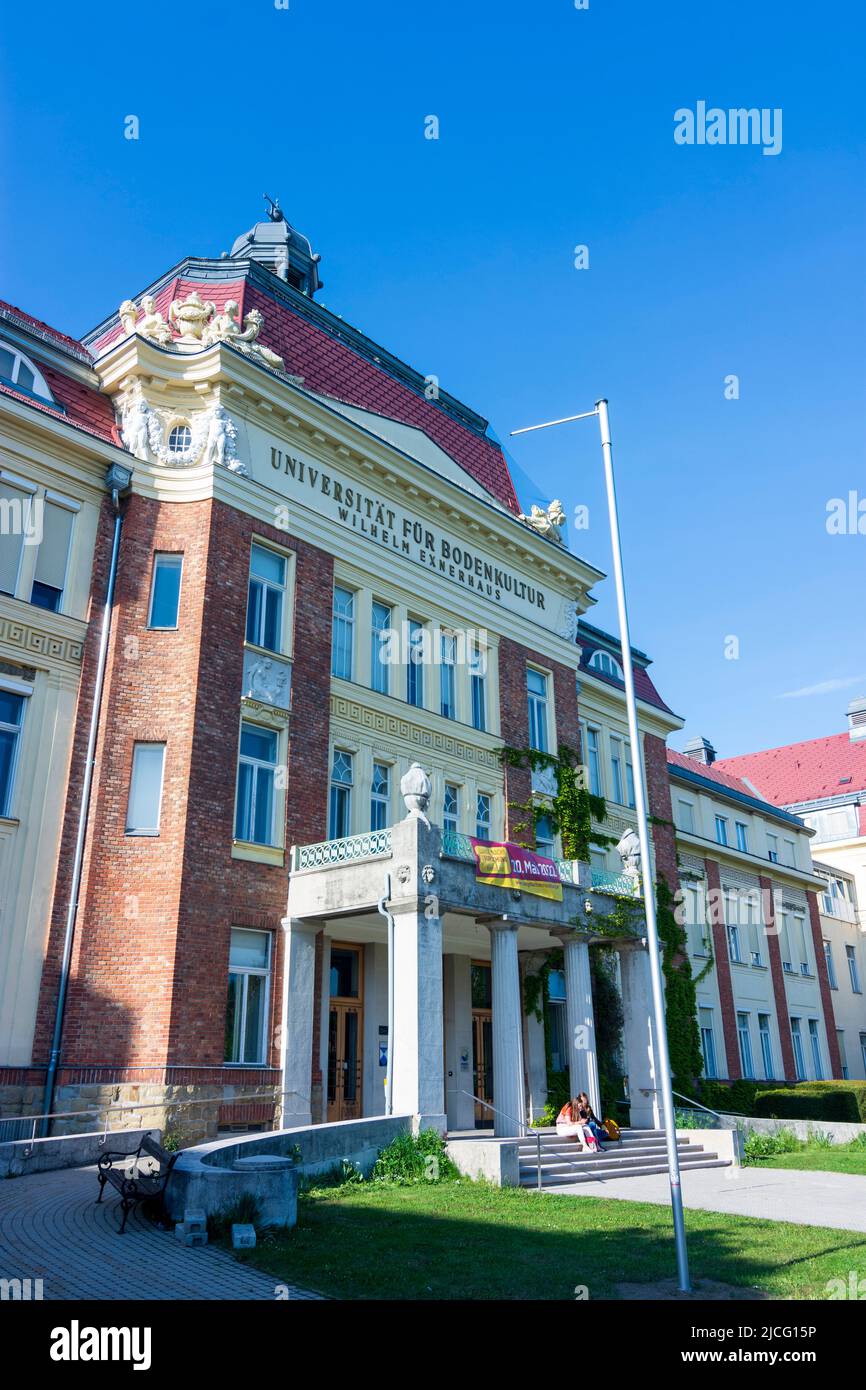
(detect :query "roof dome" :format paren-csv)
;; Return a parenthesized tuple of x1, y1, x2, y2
(230, 196, 323, 296)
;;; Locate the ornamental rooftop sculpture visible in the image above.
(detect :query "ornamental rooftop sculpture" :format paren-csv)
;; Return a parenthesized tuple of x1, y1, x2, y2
(519, 499, 566, 545)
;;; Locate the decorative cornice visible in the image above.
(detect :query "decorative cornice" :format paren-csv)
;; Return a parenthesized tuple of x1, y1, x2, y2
(329, 693, 502, 773)
(0, 613, 83, 667)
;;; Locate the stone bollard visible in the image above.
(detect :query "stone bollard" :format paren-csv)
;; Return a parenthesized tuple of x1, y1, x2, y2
(175, 1208, 208, 1247)
(232, 1224, 257, 1249)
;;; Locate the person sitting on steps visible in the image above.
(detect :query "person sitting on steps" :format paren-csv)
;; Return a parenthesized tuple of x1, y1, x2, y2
(555, 1094, 605, 1152)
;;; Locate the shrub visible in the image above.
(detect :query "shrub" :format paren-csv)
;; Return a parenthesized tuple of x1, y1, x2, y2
(371, 1129, 459, 1184)
(743, 1128, 799, 1160)
(848, 1131, 866, 1151)
(754, 1085, 864, 1123)
(700, 1080, 760, 1116)
(207, 1192, 262, 1240)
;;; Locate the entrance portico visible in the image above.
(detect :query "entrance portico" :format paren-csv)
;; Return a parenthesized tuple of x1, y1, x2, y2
(285, 816, 655, 1137)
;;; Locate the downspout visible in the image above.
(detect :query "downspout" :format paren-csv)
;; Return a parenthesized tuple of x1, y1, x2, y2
(377, 873, 395, 1116)
(40, 462, 133, 1134)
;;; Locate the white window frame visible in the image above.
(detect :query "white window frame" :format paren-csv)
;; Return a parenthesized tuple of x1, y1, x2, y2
(758, 1014, 774, 1079)
(588, 649, 624, 681)
(475, 792, 492, 840)
(846, 944, 862, 994)
(824, 940, 838, 990)
(737, 1011, 755, 1079)
(443, 782, 459, 835)
(440, 631, 457, 720)
(407, 618, 425, 709)
(234, 722, 280, 846)
(470, 643, 487, 732)
(329, 748, 354, 839)
(808, 1018, 824, 1079)
(735, 821, 749, 852)
(790, 1017, 806, 1081)
(676, 798, 695, 833)
(371, 600, 392, 696)
(585, 726, 602, 797)
(370, 759, 391, 831)
(0, 680, 29, 818)
(331, 586, 355, 681)
(715, 815, 729, 846)
(526, 668, 549, 753)
(225, 927, 272, 1067)
(246, 543, 289, 654)
(147, 552, 184, 630)
(0, 340, 53, 400)
(125, 741, 166, 836)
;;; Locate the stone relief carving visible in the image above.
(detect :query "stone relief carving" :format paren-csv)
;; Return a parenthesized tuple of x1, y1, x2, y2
(519, 499, 566, 545)
(400, 762, 432, 827)
(118, 391, 245, 473)
(530, 762, 558, 798)
(559, 598, 581, 644)
(242, 651, 291, 709)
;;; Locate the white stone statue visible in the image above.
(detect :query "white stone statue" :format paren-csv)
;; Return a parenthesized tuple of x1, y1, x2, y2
(559, 598, 581, 643)
(119, 299, 139, 337)
(400, 762, 432, 827)
(118, 295, 172, 345)
(121, 399, 153, 460)
(615, 827, 642, 879)
(203, 301, 286, 371)
(168, 290, 215, 344)
(203, 299, 243, 346)
(202, 405, 243, 473)
(519, 499, 566, 545)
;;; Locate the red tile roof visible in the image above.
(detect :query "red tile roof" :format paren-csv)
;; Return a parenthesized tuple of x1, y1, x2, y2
(717, 733, 866, 805)
(0, 299, 91, 358)
(667, 748, 760, 798)
(0, 300, 119, 444)
(91, 270, 520, 512)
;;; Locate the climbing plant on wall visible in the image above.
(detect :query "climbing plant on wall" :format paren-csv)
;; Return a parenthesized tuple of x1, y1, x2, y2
(497, 743, 610, 859)
(655, 877, 704, 1095)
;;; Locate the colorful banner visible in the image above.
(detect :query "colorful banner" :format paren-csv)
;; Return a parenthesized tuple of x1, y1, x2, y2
(471, 838, 563, 901)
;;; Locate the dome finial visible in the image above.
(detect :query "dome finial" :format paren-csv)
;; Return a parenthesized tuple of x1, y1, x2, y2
(263, 193, 285, 224)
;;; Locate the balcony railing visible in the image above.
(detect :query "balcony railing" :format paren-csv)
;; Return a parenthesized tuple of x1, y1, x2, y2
(590, 866, 641, 898)
(291, 829, 392, 873)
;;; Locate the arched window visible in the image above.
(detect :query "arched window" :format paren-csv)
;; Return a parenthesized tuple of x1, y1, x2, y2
(587, 649, 624, 681)
(0, 341, 53, 402)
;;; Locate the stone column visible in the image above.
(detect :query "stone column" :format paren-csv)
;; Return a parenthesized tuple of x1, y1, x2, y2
(279, 918, 322, 1128)
(391, 902, 447, 1131)
(443, 953, 475, 1131)
(558, 931, 601, 1115)
(618, 943, 661, 1129)
(521, 951, 550, 1123)
(488, 920, 525, 1136)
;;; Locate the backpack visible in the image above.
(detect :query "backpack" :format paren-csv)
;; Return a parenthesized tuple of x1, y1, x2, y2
(603, 1117, 621, 1141)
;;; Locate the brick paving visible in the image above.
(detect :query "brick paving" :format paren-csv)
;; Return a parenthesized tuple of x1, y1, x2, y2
(0, 1166, 322, 1300)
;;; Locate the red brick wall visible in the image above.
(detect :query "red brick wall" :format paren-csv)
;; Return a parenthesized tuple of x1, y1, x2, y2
(758, 874, 797, 1081)
(807, 890, 843, 1079)
(497, 639, 579, 845)
(35, 493, 333, 1076)
(704, 857, 742, 1081)
(644, 733, 678, 893)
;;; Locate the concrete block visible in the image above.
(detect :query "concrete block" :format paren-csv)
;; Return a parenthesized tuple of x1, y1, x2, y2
(183, 1209, 207, 1232)
(232, 1224, 257, 1249)
(174, 1227, 208, 1247)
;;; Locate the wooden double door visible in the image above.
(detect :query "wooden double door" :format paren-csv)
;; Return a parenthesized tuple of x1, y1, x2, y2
(471, 960, 494, 1127)
(327, 943, 364, 1122)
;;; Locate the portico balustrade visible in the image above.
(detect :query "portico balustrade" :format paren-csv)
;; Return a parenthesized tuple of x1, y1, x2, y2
(283, 816, 658, 1138)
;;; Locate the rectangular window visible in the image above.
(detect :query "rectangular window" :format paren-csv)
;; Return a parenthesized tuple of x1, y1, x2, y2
(0, 688, 26, 818)
(737, 1012, 755, 1079)
(0, 474, 37, 597)
(699, 1008, 718, 1080)
(824, 940, 838, 989)
(784, 838, 797, 868)
(715, 815, 728, 846)
(758, 1014, 774, 1079)
(370, 601, 391, 695)
(147, 553, 183, 629)
(725, 890, 741, 962)
(527, 669, 548, 752)
(328, 749, 353, 839)
(735, 821, 749, 852)
(624, 748, 636, 809)
(861, 1033, 866, 1077)
(847, 944, 862, 993)
(440, 632, 456, 719)
(331, 586, 355, 680)
(808, 1019, 823, 1079)
(535, 813, 555, 857)
(407, 619, 424, 708)
(235, 723, 279, 845)
(475, 792, 491, 840)
(767, 832, 779, 863)
(837, 1031, 849, 1080)
(790, 1017, 806, 1081)
(370, 761, 390, 831)
(30, 497, 76, 612)
(792, 915, 809, 974)
(225, 928, 271, 1065)
(586, 727, 602, 797)
(443, 782, 459, 835)
(125, 742, 166, 835)
(470, 644, 486, 732)
(676, 798, 695, 833)
(610, 735, 624, 804)
(246, 544, 287, 653)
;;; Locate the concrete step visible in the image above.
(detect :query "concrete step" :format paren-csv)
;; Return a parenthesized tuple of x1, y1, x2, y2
(519, 1144, 710, 1169)
(516, 1139, 695, 1158)
(519, 1156, 730, 1187)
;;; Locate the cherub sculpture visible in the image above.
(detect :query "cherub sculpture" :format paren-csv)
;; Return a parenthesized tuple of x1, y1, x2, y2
(519, 499, 566, 544)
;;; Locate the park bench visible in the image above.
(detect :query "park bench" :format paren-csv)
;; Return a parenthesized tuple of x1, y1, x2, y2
(95, 1134, 178, 1234)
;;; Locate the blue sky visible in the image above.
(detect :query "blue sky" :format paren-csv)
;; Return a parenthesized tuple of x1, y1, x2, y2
(1, 0, 863, 757)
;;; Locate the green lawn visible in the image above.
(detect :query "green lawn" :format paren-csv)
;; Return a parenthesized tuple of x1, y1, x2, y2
(232, 1180, 866, 1300)
(750, 1150, 866, 1176)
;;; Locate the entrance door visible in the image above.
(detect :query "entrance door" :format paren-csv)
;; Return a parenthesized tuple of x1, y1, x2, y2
(327, 943, 364, 1122)
(471, 960, 493, 1127)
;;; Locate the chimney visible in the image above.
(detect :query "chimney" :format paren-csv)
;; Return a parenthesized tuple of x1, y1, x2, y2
(683, 735, 717, 766)
(847, 696, 866, 744)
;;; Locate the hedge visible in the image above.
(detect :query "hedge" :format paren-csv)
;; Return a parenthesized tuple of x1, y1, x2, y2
(754, 1083, 866, 1124)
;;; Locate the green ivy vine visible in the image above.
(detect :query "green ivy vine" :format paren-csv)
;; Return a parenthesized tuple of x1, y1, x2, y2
(497, 742, 612, 860)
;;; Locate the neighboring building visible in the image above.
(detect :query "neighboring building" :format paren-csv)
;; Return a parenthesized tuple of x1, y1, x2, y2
(0, 301, 131, 1075)
(668, 736, 841, 1085)
(0, 205, 686, 1139)
(813, 862, 866, 1080)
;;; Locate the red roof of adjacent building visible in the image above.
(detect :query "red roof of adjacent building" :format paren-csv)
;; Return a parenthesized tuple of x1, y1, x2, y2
(667, 748, 760, 798)
(89, 267, 521, 512)
(716, 733, 866, 805)
(0, 300, 119, 445)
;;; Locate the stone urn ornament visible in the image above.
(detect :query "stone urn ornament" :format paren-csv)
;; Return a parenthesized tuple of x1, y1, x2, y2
(400, 762, 432, 827)
(615, 827, 642, 880)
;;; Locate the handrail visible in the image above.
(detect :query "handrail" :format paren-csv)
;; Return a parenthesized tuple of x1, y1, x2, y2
(458, 1090, 543, 1190)
(671, 1090, 724, 1123)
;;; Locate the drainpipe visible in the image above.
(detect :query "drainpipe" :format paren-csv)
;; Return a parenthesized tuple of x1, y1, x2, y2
(40, 462, 133, 1135)
(377, 874, 394, 1116)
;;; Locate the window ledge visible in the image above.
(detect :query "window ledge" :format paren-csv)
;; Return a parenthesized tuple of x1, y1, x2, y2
(125, 829, 160, 838)
(0, 815, 20, 830)
(232, 840, 285, 868)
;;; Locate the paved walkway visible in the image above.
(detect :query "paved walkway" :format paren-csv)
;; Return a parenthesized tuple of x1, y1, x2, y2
(547, 1163, 866, 1233)
(0, 1166, 321, 1300)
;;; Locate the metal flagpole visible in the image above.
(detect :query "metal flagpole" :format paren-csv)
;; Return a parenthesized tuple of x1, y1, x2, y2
(511, 397, 690, 1292)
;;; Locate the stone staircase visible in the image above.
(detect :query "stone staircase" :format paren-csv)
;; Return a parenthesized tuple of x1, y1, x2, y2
(518, 1127, 730, 1188)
